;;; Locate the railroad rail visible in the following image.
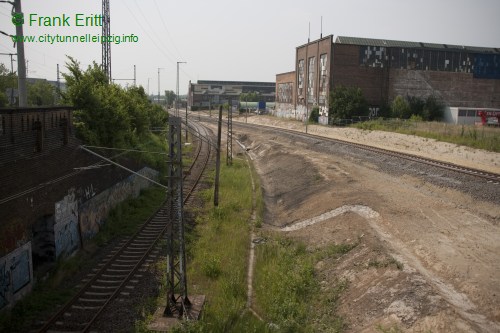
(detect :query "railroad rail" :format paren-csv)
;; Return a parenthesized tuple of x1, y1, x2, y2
(196, 113, 500, 183)
(36, 122, 213, 333)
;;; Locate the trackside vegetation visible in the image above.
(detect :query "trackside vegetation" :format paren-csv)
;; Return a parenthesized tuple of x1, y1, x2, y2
(63, 56, 167, 148)
(144, 155, 355, 333)
(352, 119, 500, 153)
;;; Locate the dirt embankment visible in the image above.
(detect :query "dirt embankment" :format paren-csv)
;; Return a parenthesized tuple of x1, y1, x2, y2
(233, 116, 500, 332)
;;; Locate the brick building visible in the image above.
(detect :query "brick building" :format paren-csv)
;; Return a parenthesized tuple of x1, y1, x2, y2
(274, 35, 500, 123)
(188, 80, 275, 110)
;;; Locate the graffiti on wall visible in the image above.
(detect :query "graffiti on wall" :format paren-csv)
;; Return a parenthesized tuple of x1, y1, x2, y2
(0, 242, 32, 309)
(79, 167, 159, 241)
(84, 184, 96, 200)
(277, 83, 293, 103)
(54, 189, 80, 258)
(369, 107, 380, 118)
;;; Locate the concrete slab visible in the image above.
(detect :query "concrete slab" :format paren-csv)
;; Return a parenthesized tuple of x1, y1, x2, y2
(147, 295, 205, 332)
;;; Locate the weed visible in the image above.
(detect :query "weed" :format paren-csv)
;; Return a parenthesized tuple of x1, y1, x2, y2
(352, 120, 500, 152)
(202, 255, 222, 279)
(368, 257, 403, 270)
(376, 323, 404, 333)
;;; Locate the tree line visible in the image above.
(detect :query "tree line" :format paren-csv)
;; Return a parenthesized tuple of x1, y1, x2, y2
(63, 57, 167, 148)
(323, 85, 444, 123)
(0, 63, 59, 107)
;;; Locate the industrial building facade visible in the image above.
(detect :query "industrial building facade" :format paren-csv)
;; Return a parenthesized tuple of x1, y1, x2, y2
(275, 35, 500, 123)
(188, 80, 275, 109)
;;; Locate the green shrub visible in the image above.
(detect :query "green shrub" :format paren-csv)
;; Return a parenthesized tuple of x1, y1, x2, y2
(309, 106, 320, 123)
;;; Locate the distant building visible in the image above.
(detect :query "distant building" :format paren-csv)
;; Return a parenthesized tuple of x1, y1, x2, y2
(444, 107, 500, 125)
(275, 35, 500, 124)
(188, 80, 275, 109)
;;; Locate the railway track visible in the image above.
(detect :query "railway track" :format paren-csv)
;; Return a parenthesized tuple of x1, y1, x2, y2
(196, 113, 500, 183)
(36, 121, 213, 333)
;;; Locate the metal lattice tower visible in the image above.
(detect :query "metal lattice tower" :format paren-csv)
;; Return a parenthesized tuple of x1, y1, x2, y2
(165, 117, 190, 317)
(101, 0, 111, 82)
(226, 106, 233, 166)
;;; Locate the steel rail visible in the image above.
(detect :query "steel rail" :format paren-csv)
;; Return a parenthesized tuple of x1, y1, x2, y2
(211, 116, 500, 183)
(37, 123, 213, 333)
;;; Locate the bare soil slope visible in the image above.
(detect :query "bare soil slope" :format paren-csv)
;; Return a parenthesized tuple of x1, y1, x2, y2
(231, 116, 500, 332)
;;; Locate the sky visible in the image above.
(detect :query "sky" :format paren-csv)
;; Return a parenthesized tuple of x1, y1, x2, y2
(1, 0, 499, 95)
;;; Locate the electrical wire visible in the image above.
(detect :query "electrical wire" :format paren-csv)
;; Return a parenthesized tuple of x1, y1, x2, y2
(81, 145, 168, 155)
(152, 0, 183, 60)
(80, 145, 167, 189)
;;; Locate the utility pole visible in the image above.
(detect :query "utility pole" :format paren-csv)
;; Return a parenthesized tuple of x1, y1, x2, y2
(214, 106, 222, 207)
(176, 61, 186, 117)
(101, 0, 111, 82)
(11, 0, 27, 106)
(185, 104, 188, 142)
(164, 116, 191, 317)
(305, 22, 310, 134)
(10, 53, 15, 106)
(133, 64, 136, 87)
(147, 77, 150, 95)
(157, 67, 164, 105)
(56, 64, 60, 103)
(226, 102, 233, 166)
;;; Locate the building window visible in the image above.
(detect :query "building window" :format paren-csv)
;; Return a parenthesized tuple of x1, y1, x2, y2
(466, 110, 476, 117)
(297, 59, 304, 99)
(319, 54, 328, 104)
(307, 57, 315, 103)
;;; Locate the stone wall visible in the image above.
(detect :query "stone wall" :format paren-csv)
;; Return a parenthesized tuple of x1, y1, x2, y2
(0, 242, 33, 309)
(78, 167, 159, 242)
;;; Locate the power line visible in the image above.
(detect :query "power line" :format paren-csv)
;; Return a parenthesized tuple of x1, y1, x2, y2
(82, 145, 168, 155)
(80, 145, 167, 189)
(152, 0, 183, 60)
(122, 1, 194, 83)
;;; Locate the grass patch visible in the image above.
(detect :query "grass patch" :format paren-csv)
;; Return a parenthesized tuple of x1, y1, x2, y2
(139, 154, 352, 332)
(93, 186, 166, 246)
(352, 119, 500, 152)
(168, 157, 264, 332)
(253, 237, 355, 332)
(0, 186, 166, 333)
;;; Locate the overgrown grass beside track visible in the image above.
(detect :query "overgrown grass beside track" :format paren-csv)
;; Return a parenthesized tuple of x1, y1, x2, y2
(172, 158, 262, 332)
(164, 156, 353, 333)
(352, 119, 500, 152)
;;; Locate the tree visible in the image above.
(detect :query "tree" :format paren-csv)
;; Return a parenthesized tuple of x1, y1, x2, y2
(391, 96, 411, 119)
(406, 96, 425, 118)
(0, 63, 16, 107)
(309, 106, 319, 123)
(164, 90, 176, 107)
(240, 91, 259, 103)
(27, 80, 56, 106)
(63, 56, 167, 147)
(329, 86, 368, 120)
(423, 95, 444, 121)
